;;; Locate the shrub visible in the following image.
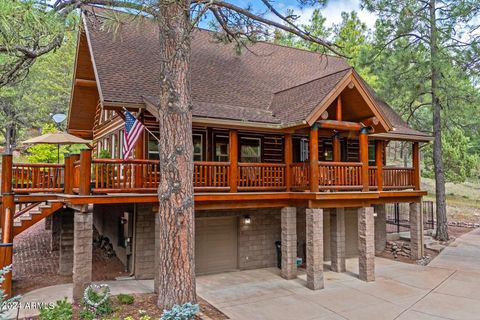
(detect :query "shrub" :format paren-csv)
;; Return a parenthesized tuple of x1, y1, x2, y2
(79, 309, 95, 320)
(39, 298, 72, 320)
(160, 303, 199, 320)
(0, 265, 21, 319)
(117, 293, 135, 305)
(83, 286, 113, 316)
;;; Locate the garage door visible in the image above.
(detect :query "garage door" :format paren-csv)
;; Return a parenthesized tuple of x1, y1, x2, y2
(195, 217, 238, 274)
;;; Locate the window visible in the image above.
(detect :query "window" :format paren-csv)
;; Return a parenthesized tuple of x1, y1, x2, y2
(300, 138, 309, 162)
(240, 137, 261, 163)
(193, 134, 203, 161)
(369, 143, 376, 166)
(148, 137, 159, 160)
(215, 135, 229, 162)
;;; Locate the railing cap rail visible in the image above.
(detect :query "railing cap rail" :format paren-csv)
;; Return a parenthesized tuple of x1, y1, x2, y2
(13, 163, 64, 168)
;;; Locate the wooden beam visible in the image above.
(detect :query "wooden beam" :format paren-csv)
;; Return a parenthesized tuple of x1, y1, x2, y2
(309, 125, 319, 192)
(75, 78, 97, 87)
(336, 96, 342, 121)
(229, 130, 238, 193)
(412, 142, 420, 190)
(359, 128, 369, 192)
(375, 140, 383, 192)
(360, 116, 379, 127)
(316, 120, 362, 131)
(284, 134, 293, 192)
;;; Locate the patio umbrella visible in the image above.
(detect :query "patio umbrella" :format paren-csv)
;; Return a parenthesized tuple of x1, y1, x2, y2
(22, 132, 91, 163)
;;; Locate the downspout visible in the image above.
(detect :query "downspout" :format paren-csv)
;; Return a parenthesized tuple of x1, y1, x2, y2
(129, 203, 137, 277)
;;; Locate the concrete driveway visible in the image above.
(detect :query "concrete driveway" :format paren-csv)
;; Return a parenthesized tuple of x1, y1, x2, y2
(197, 229, 480, 320)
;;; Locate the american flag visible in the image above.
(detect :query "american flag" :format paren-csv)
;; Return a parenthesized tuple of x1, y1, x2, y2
(123, 110, 145, 159)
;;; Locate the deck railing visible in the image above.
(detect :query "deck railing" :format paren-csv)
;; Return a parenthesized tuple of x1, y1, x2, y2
(194, 161, 230, 192)
(9, 157, 418, 194)
(291, 163, 309, 191)
(318, 161, 363, 190)
(12, 163, 64, 193)
(383, 167, 415, 189)
(238, 163, 286, 191)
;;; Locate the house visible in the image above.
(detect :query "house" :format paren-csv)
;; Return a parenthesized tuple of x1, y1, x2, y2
(0, 6, 430, 298)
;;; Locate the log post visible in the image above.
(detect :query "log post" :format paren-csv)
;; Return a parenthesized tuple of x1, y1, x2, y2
(229, 130, 238, 193)
(309, 125, 319, 192)
(64, 154, 73, 194)
(79, 149, 92, 195)
(412, 142, 420, 190)
(0, 153, 14, 297)
(135, 130, 145, 189)
(359, 128, 369, 192)
(285, 134, 293, 191)
(333, 133, 341, 162)
(375, 140, 383, 192)
(336, 96, 342, 121)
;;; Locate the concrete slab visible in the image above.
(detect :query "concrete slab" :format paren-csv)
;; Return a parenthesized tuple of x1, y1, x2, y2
(197, 228, 480, 320)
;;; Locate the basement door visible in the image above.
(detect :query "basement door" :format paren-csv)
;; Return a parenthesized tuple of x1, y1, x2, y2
(195, 217, 238, 275)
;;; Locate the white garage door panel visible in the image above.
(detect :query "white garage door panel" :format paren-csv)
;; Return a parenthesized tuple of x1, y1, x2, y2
(195, 217, 238, 274)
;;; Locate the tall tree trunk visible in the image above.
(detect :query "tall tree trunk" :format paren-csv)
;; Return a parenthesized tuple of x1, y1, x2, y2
(430, 0, 448, 241)
(154, 0, 196, 310)
(5, 124, 15, 154)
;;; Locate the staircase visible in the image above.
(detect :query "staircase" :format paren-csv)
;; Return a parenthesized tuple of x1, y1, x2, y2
(13, 201, 64, 237)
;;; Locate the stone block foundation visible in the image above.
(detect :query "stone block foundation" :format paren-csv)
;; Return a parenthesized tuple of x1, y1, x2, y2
(306, 208, 324, 290)
(281, 207, 297, 280)
(73, 206, 93, 301)
(409, 202, 423, 260)
(58, 209, 73, 276)
(374, 204, 387, 254)
(358, 207, 375, 282)
(330, 208, 346, 272)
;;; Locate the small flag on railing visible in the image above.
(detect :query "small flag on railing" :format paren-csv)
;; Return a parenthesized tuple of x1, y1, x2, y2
(123, 110, 145, 159)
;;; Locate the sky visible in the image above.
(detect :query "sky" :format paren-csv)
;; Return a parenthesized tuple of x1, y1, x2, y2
(230, 0, 377, 28)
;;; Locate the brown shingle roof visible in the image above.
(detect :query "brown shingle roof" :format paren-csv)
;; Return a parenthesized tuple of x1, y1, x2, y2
(81, 6, 430, 140)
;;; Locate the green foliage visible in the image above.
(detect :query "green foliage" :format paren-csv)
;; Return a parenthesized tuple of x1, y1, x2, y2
(79, 309, 95, 320)
(82, 288, 114, 317)
(0, 0, 77, 87)
(160, 303, 199, 320)
(0, 265, 21, 320)
(0, 28, 76, 149)
(39, 298, 72, 320)
(424, 128, 478, 183)
(117, 293, 135, 305)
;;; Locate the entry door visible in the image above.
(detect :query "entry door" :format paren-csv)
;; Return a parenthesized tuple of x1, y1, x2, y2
(195, 217, 238, 274)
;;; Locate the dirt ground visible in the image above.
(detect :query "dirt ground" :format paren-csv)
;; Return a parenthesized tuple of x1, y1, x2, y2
(70, 294, 228, 319)
(12, 219, 127, 295)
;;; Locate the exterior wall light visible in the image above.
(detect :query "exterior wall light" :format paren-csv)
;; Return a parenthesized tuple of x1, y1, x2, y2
(244, 216, 252, 225)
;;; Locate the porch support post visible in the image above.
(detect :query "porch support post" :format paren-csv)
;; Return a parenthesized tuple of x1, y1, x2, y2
(135, 126, 145, 188)
(374, 204, 387, 254)
(409, 202, 424, 260)
(336, 96, 343, 121)
(412, 142, 420, 190)
(330, 208, 346, 272)
(58, 209, 74, 276)
(64, 154, 73, 194)
(359, 128, 369, 192)
(285, 134, 293, 191)
(333, 133, 341, 162)
(309, 125, 319, 192)
(0, 153, 14, 297)
(229, 130, 238, 193)
(281, 207, 297, 280)
(306, 208, 324, 290)
(72, 205, 93, 301)
(358, 206, 375, 282)
(375, 140, 383, 191)
(79, 149, 92, 195)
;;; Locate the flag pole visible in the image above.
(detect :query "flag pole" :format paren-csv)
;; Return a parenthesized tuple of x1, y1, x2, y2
(122, 107, 160, 143)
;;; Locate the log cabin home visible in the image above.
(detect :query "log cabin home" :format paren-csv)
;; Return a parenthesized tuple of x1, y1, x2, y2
(0, 6, 431, 298)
